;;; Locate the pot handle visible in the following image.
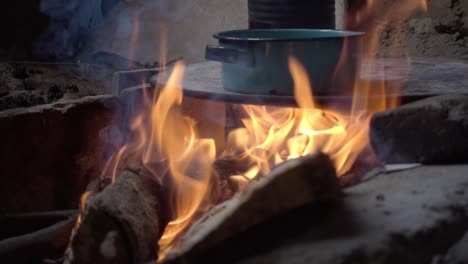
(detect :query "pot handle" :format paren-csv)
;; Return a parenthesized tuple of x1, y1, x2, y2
(205, 45, 254, 66)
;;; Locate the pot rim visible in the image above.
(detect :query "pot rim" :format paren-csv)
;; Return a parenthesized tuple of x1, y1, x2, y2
(214, 29, 364, 42)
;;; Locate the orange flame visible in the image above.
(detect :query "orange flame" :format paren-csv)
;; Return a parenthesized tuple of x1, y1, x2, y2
(149, 63, 216, 256)
(99, 62, 216, 258)
(222, 0, 427, 187)
(223, 57, 368, 182)
(80, 0, 428, 261)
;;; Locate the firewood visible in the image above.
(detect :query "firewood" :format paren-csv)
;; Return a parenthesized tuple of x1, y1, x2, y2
(0, 178, 101, 263)
(213, 155, 254, 180)
(162, 151, 340, 263)
(65, 169, 170, 264)
(0, 210, 78, 239)
(370, 94, 468, 164)
(0, 216, 77, 263)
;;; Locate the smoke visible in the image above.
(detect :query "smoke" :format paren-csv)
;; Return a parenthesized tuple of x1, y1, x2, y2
(35, 0, 194, 61)
(34, 0, 108, 59)
(35, 0, 201, 164)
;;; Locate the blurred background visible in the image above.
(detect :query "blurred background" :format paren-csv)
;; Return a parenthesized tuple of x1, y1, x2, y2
(1, 0, 466, 65)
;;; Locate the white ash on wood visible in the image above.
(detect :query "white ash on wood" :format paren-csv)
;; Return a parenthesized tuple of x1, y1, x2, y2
(161, 165, 468, 264)
(66, 169, 170, 264)
(370, 94, 468, 164)
(163, 151, 340, 263)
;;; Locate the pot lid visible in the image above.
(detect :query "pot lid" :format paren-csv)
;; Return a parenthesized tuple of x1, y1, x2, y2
(148, 60, 460, 108)
(214, 29, 364, 42)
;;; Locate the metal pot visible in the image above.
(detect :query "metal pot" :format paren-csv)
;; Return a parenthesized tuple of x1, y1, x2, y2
(205, 29, 363, 96)
(248, 0, 336, 29)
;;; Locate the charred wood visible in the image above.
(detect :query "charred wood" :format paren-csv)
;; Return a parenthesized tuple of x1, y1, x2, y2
(66, 169, 170, 264)
(0, 178, 102, 263)
(0, 210, 78, 240)
(370, 94, 468, 164)
(433, 229, 468, 264)
(0, 216, 77, 263)
(163, 151, 340, 263)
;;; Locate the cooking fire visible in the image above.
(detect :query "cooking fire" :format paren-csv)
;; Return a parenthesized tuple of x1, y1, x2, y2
(1, 0, 468, 264)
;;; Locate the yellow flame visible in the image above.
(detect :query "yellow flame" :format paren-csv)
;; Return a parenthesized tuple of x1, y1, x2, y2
(222, 0, 428, 186)
(99, 62, 216, 258)
(223, 58, 368, 179)
(76, 191, 93, 226)
(151, 65, 217, 254)
(77, 0, 429, 261)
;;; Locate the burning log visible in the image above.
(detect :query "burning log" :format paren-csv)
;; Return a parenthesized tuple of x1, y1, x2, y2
(66, 169, 170, 264)
(370, 94, 468, 164)
(163, 151, 340, 263)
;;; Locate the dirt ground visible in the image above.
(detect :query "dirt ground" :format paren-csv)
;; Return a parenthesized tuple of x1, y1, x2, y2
(379, 0, 468, 57)
(0, 63, 109, 111)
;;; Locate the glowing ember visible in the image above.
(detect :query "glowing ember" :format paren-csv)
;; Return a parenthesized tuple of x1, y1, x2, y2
(75, 0, 428, 261)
